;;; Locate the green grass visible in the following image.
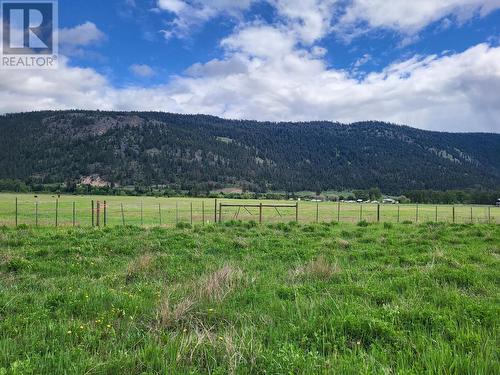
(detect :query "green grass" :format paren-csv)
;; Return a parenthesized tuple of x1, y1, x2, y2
(1, 193, 499, 227)
(1, 222, 499, 374)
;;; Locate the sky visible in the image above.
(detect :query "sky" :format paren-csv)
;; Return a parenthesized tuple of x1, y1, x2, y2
(1, 0, 500, 133)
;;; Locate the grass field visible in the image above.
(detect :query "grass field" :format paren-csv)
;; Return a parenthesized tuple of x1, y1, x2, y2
(1, 193, 499, 227)
(0, 222, 499, 374)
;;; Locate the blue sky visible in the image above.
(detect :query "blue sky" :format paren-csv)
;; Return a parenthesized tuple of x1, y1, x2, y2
(2, 0, 500, 132)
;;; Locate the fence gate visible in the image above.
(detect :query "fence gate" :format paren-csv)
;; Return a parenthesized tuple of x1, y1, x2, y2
(218, 202, 299, 224)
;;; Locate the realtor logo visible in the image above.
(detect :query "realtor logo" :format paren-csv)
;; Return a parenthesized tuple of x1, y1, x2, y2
(1, 0, 58, 69)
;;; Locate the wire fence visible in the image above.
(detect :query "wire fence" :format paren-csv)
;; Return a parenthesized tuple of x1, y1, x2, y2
(1, 197, 499, 227)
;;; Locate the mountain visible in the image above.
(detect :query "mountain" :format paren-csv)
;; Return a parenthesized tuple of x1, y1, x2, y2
(0, 110, 499, 194)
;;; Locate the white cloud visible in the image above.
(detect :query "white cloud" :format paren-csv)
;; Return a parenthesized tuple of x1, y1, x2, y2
(59, 22, 106, 57)
(1, 41, 499, 133)
(129, 64, 156, 77)
(157, 0, 255, 39)
(338, 0, 500, 37)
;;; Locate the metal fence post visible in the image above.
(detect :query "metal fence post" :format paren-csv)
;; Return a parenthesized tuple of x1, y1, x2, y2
(377, 204, 380, 223)
(397, 205, 400, 223)
(296, 202, 299, 223)
(140, 201, 143, 226)
(359, 204, 363, 221)
(470, 207, 473, 223)
(96, 201, 100, 227)
(435, 206, 438, 222)
(202, 201, 205, 224)
(488, 206, 491, 224)
(452, 206, 455, 223)
(214, 199, 218, 223)
(415, 204, 419, 223)
(158, 203, 162, 226)
(35, 200, 38, 227)
(259, 203, 263, 224)
(73, 202, 76, 227)
(316, 202, 319, 223)
(91, 200, 95, 227)
(337, 201, 340, 223)
(103, 201, 107, 227)
(218, 203, 222, 223)
(121, 203, 126, 226)
(55, 199, 59, 227)
(175, 202, 179, 225)
(190, 202, 193, 225)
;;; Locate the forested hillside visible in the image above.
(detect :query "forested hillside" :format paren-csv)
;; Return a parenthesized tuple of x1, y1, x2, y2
(0, 111, 499, 194)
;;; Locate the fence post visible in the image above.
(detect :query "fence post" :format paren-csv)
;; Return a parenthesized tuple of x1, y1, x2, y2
(397, 205, 400, 223)
(202, 201, 205, 225)
(159, 203, 162, 226)
(296, 202, 299, 223)
(96, 201, 100, 227)
(35, 200, 38, 227)
(488, 206, 491, 224)
(452, 206, 455, 223)
(415, 204, 418, 223)
(218, 203, 222, 223)
(337, 201, 340, 222)
(103, 201, 107, 227)
(91, 200, 95, 227)
(190, 202, 193, 225)
(470, 207, 473, 223)
(435, 206, 438, 222)
(140, 201, 143, 226)
(359, 204, 363, 221)
(316, 202, 319, 223)
(259, 203, 263, 224)
(175, 202, 179, 225)
(55, 199, 59, 227)
(73, 202, 76, 227)
(377, 204, 380, 223)
(15, 197, 18, 227)
(214, 199, 218, 223)
(121, 203, 126, 226)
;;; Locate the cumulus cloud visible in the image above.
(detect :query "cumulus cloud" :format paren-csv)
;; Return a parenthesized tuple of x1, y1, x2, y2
(338, 0, 500, 37)
(59, 22, 106, 56)
(1, 41, 499, 132)
(129, 64, 156, 77)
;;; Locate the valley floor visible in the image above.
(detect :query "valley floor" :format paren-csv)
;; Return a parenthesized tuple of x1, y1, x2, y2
(0, 222, 499, 374)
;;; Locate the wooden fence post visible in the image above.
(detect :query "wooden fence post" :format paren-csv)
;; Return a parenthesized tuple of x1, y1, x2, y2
(259, 203, 263, 224)
(55, 199, 59, 227)
(35, 200, 38, 227)
(397, 205, 400, 223)
(452, 206, 455, 223)
(488, 206, 491, 224)
(218, 203, 222, 223)
(91, 200, 95, 227)
(470, 207, 473, 223)
(121, 203, 126, 226)
(435, 206, 438, 222)
(296, 202, 299, 223)
(377, 204, 380, 223)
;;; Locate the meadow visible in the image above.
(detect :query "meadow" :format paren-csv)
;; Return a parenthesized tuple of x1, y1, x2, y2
(1, 193, 499, 227)
(0, 221, 499, 374)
